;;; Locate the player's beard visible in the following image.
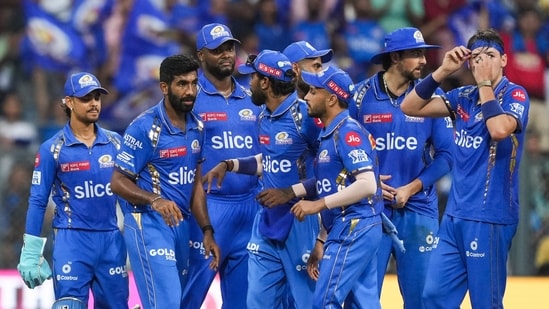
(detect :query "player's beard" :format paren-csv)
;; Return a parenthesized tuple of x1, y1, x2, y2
(203, 60, 234, 80)
(307, 102, 325, 119)
(168, 88, 195, 114)
(73, 106, 99, 125)
(250, 88, 267, 107)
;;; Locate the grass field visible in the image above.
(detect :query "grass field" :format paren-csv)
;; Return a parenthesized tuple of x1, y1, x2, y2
(380, 274, 549, 308)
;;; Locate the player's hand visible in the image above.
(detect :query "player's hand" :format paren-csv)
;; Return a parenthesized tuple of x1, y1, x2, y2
(256, 187, 295, 208)
(392, 183, 415, 208)
(440, 46, 471, 75)
(307, 240, 324, 281)
(470, 53, 492, 84)
(202, 232, 220, 271)
(291, 199, 325, 221)
(380, 174, 396, 202)
(17, 234, 52, 289)
(151, 198, 183, 226)
(203, 162, 229, 193)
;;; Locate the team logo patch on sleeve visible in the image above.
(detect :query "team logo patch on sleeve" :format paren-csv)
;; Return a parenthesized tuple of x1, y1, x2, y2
(345, 132, 362, 146)
(32, 171, 41, 185)
(512, 90, 526, 101)
(159, 146, 187, 158)
(510, 103, 525, 117)
(348, 149, 369, 164)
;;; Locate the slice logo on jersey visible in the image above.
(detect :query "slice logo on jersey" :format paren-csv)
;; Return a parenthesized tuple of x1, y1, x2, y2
(61, 161, 91, 172)
(34, 153, 40, 168)
(98, 154, 114, 168)
(32, 171, 41, 185)
(191, 139, 201, 153)
(404, 115, 424, 123)
(318, 149, 330, 163)
(200, 112, 228, 122)
(160, 146, 187, 158)
(512, 89, 526, 101)
(348, 149, 370, 164)
(123, 133, 143, 150)
(510, 102, 525, 117)
(363, 113, 392, 123)
(275, 132, 293, 145)
(239, 109, 257, 121)
(345, 132, 362, 146)
(456, 104, 469, 122)
(259, 135, 270, 145)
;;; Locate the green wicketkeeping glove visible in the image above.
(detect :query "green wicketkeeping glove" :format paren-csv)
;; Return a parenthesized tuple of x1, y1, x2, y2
(17, 233, 52, 289)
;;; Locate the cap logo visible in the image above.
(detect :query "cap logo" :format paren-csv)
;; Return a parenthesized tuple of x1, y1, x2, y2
(257, 63, 283, 78)
(209, 25, 230, 40)
(327, 80, 349, 99)
(78, 74, 98, 88)
(413, 30, 425, 43)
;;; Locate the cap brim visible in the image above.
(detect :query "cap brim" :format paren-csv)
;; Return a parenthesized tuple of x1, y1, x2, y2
(317, 49, 333, 63)
(370, 44, 440, 64)
(301, 71, 324, 89)
(237, 64, 256, 75)
(73, 87, 109, 97)
(203, 37, 241, 50)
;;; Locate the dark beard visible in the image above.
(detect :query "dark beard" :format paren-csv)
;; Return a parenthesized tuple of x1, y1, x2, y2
(168, 89, 194, 114)
(203, 61, 234, 80)
(251, 89, 267, 107)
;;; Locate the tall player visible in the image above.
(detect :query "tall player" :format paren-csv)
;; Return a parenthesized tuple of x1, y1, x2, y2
(182, 23, 261, 309)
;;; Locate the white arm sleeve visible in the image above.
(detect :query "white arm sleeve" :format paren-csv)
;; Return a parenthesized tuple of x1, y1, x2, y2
(324, 171, 377, 209)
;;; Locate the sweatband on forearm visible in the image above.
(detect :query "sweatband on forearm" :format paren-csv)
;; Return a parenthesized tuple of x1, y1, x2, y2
(415, 74, 441, 100)
(481, 100, 504, 120)
(324, 171, 376, 209)
(234, 155, 260, 175)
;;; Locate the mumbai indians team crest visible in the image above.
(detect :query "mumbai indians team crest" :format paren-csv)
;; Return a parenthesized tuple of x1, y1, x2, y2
(209, 25, 231, 40)
(191, 139, 201, 153)
(98, 154, 114, 168)
(318, 149, 330, 163)
(239, 108, 257, 121)
(275, 132, 293, 144)
(77, 74, 99, 88)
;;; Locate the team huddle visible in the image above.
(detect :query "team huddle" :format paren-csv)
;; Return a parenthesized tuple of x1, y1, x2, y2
(17, 22, 529, 309)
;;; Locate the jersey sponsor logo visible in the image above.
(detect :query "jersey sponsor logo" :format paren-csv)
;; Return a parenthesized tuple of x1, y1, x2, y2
(160, 146, 187, 158)
(263, 155, 292, 173)
(275, 132, 293, 145)
(510, 102, 525, 117)
(116, 151, 135, 167)
(345, 132, 362, 146)
(456, 104, 469, 122)
(239, 109, 257, 121)
(168, 166, 196, 185)
(200, 112, 228, 122)
(404, 115, 424, 123)
(34, 153, 40, 167)
(259, 135, 270, 145)
(314, 117, 324, 128)
(466, 239, 485, 258)
(74, 181, 113, 198)
(455, 129, 483, 149)
(318, 149, 330, 163)
(149, 248, 176, 261)
(418, 232, 436, 253)
(247, 242, 260, 254)
(512, 89, 526, 101)
(211, 131, 254, 150)
(58, 263, 78, 281)
(316, 178, 332, 195)
(123, 133, 143, 150)
(375, 133, 418, 151)
(363, 113, 392, 123)
(296, 252, 310, 271)
(189, 240, 207, 255)
(348, 149, 369, 164)
(109, 265, 128, 277)
(32, 171, 41, 185)
(61, 161, 90, 172)
(98, 154, 114, 168)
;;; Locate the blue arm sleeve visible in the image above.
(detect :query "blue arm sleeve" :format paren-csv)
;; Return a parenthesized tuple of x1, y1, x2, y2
(417, 117, 454, 189)
(237, 155, 259, 175)
(302, 177, 318, 200)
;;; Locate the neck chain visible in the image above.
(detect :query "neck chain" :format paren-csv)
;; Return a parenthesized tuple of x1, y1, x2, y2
(382, 75, 401, 107)
(219, 83, 234, 98)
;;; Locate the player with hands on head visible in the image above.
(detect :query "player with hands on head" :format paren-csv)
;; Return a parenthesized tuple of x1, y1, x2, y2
(18, 72, 129, 307)
(204, 49, 321, 309)
(288, 65, 384, 308)
(111, 54, 220, 309)
(400, 28, 529, 309)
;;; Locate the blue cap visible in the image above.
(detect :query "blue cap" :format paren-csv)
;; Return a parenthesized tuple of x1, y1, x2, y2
(196, 23, 240, 50)
(238, 50, 293, 82)
(282, 41, 333, 63)
(301, 66, 355, 103)
(370, 27, 439, 64)
(64, 72, 108, 97)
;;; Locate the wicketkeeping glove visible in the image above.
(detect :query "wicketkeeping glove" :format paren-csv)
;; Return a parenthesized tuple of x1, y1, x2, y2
(17, 233, 52, 289)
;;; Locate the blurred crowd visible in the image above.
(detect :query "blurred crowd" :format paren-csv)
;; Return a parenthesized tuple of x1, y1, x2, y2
(2, 0, 549, 275)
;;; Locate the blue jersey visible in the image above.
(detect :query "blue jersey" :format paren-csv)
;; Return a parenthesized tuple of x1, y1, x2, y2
(445, 77, 529, 224)
(316, 111, 384, 231)
(194, 73, 261, 196)
(114, 101, 204, 217)
(25, 123, 122, 235)
(258, 92, 321, 241)
(351, 73, 454, 219)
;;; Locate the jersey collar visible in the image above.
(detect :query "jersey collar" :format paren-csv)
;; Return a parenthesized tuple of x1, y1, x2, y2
(320, 110, 350, 139)
(198, 73, 247, 99)
(265, 92, 299, 118)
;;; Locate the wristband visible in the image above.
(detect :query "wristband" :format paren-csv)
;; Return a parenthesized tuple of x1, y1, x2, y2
(201, 224, 214, 234)
(481, 99, 504, 120)
(316, 238, 325, 245)
(222, 159, 234, 172)
(150, 195, 162, 206)
(236, 156, 258, 175)
(415, 74, 441, 100)
(477, 80, 492, 88)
